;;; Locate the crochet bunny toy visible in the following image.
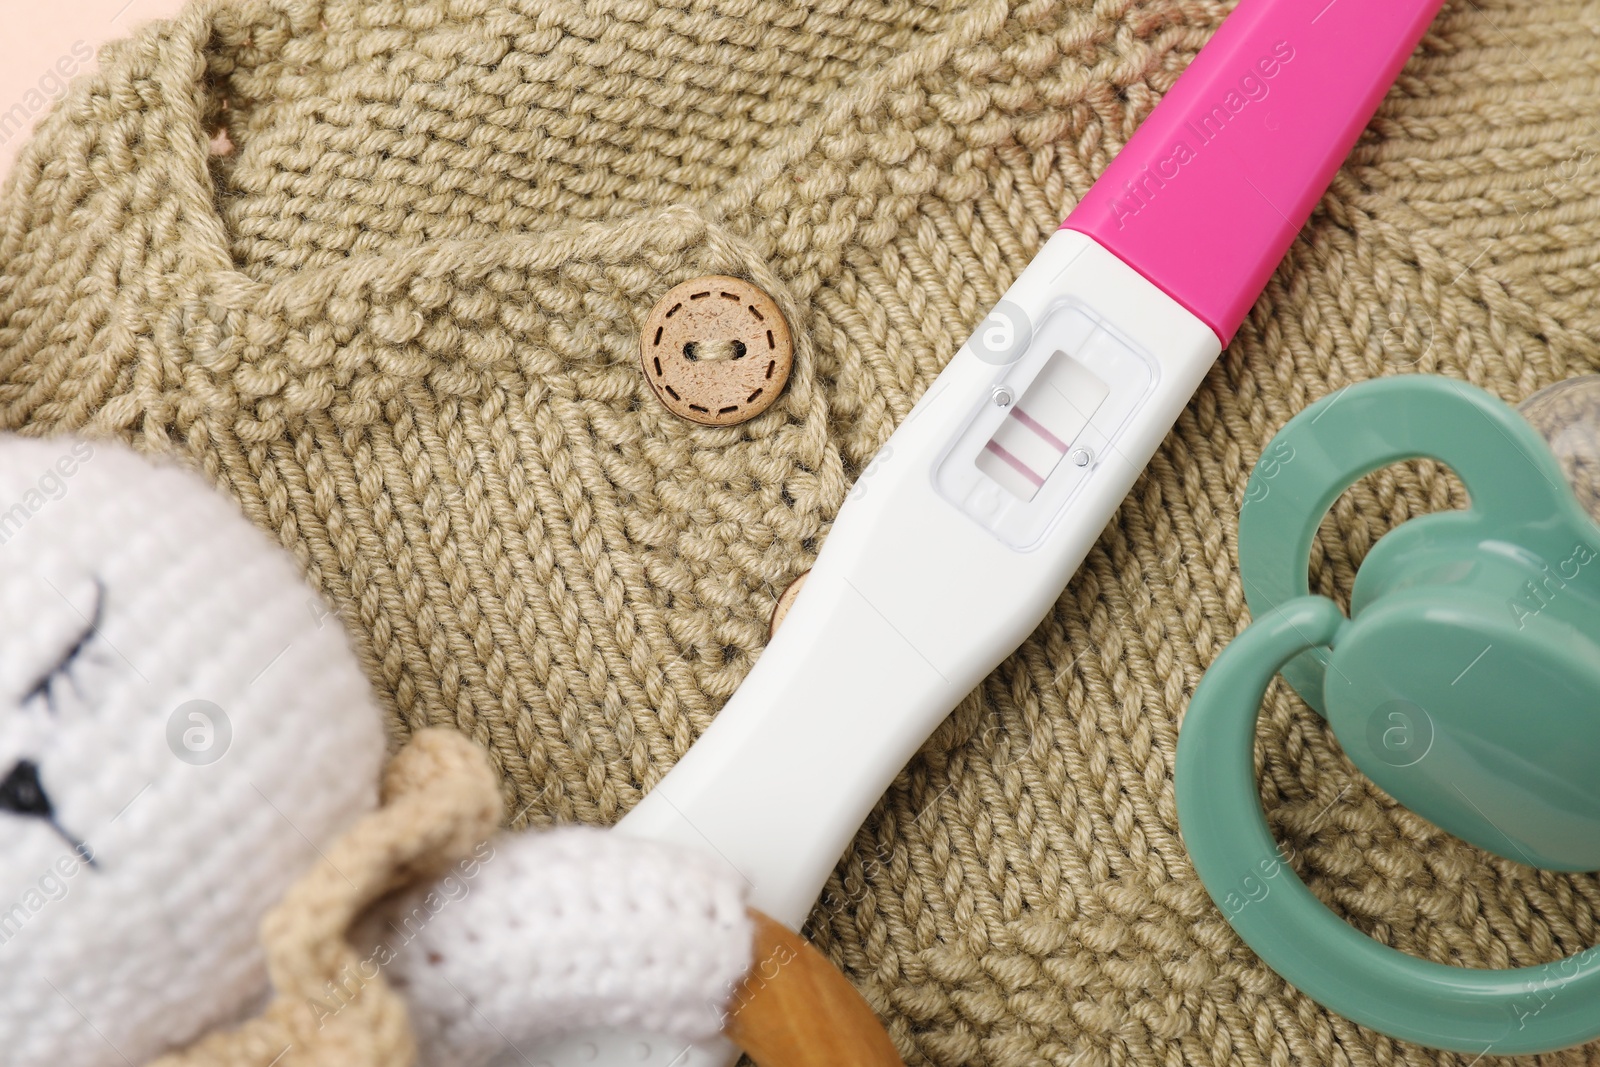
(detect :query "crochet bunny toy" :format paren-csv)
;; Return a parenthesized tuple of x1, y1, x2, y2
(0, 435, 755, 1067)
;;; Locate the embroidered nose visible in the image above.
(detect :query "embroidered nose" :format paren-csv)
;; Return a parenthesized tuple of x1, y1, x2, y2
(0, 759, 93, 864)
(0, 759, 54, 819)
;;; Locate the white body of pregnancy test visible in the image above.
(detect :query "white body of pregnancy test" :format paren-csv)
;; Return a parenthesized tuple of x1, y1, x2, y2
(617, 229, 1218, 923)
(523, 233, 1218, 1066)
(525, 0, 1446, 1059)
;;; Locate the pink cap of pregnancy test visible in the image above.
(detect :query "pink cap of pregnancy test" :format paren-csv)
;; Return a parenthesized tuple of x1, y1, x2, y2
(1064, 0, 1445, 346)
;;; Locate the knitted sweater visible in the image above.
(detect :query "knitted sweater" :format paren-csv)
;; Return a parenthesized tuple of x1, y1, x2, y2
(2, 0, 1599, 1064)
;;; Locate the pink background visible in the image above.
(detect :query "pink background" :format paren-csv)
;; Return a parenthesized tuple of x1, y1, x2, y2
(0, 1, 188, 177)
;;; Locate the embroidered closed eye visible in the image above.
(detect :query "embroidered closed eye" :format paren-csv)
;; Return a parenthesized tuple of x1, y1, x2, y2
(22, 578, 104, 715)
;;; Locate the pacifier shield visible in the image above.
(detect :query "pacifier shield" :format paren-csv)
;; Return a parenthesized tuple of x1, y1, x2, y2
(1325, 587, 1600, 871)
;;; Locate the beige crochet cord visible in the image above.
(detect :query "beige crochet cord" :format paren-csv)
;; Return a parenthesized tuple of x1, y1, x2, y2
(151, 729, 503, 1067)
(2, 0, 1599, 1064)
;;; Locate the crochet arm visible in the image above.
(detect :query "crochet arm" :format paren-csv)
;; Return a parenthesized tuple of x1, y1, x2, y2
(352, 826, 754, 1067)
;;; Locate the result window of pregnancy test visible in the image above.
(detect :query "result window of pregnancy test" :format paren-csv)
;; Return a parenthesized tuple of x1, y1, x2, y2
(935, 303, 1156, 549)
(977, 352, 1109, 501)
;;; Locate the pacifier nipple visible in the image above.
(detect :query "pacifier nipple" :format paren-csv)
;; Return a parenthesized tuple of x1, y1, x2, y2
(1519, 374, 1600, 524)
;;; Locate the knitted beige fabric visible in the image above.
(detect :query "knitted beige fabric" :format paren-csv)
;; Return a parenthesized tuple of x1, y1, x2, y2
(2, 1, 1600, 1064)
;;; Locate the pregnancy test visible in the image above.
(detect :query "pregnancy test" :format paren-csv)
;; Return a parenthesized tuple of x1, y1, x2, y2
(531, 1, 1445, 1062)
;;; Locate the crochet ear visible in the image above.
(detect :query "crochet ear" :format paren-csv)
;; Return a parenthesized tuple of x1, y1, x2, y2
(355, 824, 753, 1065)
(357, 825, 902, 1067)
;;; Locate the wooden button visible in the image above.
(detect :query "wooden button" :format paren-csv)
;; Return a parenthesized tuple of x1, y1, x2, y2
(641, 276, 793, 426)
(768, 571, 810, 639)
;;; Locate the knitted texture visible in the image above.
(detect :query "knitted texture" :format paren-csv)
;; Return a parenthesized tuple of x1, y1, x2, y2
(3, 1, 1600, 1065)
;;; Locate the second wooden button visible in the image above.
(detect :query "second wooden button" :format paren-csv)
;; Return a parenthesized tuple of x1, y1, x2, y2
(641, 276, 793, 426)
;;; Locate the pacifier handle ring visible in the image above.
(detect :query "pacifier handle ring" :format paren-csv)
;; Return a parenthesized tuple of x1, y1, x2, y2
(1176, 595, 1600, 1055)
(1237, 376, 1576, 713)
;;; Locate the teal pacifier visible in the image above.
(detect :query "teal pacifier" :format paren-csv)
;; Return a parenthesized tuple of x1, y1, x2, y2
(1177, 374, 1600, 1054)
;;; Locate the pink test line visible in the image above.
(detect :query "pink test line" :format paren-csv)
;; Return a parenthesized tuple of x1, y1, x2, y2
(983, 440, 1045, 488)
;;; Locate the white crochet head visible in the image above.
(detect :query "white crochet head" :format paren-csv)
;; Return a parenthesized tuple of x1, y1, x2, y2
(0, 437, 386, 1067)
